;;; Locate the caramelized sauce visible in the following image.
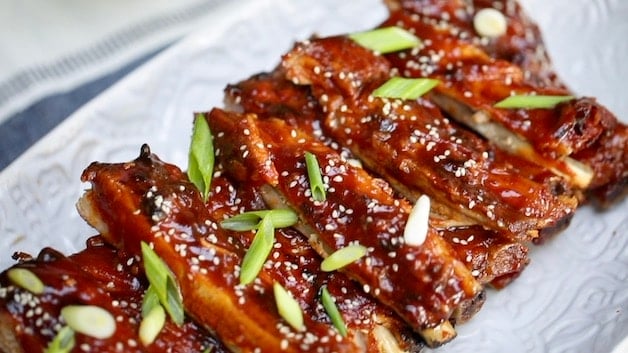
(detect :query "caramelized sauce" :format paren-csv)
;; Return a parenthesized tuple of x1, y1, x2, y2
(282, 36, 577, 239)
(209, 109, 480, 332)
(81, 146, 361, 352)
(0, 237, 221, 353)
(382, 10, 626, 195)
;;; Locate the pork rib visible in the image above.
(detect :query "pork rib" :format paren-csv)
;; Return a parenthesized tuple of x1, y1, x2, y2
(281, 36, 577, 240)
(207, 108, 482, 347)
(207, 175, 425, 352)
(383, 0, 564, 88)
(381, 9, 627, 198)
(78, 145, 364, 353)
(0, 237, 223, 353)
(225, 68, 529, 286)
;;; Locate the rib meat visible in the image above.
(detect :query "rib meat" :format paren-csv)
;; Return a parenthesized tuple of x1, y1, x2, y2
(207, 108, 482, 347)
(0, 237, 222, 353)
(383, 0, 564, 88)
(225, 68, 529, 286)
(281, 36, 577, 240)
(381, 9, 627, 197)
(207, 176, 424, 352)
(78, 145, 364, 353)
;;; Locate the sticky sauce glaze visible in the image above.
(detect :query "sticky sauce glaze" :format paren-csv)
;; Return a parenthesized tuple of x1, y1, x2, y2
(81, 146, 361, 353)
(0, 237, 221, 353)
(208, 109, 480, 332)
(281, 36, 577, 239)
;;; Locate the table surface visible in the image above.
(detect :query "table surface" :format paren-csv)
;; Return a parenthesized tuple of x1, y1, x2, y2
(0, 0, 228, 170)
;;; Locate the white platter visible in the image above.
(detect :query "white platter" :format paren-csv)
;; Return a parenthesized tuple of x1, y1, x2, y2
(0, 0, 626, 352)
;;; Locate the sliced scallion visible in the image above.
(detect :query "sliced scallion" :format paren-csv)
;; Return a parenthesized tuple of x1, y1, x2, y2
(221, 209, 297, 232)
(139, 304, 166, 346)
(273, 282, 304, 331)
(44, 326, 75, 353)
(494, 95, 574, 109)
(404, 195, 430, 246)
(473, 8, 507, 38)
(188, 113, 214, 201)
(305, 152, 326, 202)
(239, 215, 275, 285)
(141, 285, 161, 318)
(372, 77, 440, 100)
(7, 268, 45, 295)
(60, 305, 116, 339)
(141, 242, 184, 325)
(321, 286, 347, 336)
(320, 244, 368, 272)
(349, 26, 421, 54)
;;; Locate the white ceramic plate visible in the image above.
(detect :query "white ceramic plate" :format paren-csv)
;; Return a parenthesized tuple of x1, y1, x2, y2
(1, 0, 626, 352)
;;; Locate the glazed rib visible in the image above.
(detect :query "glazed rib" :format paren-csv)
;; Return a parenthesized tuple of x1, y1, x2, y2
(438, 226, 527, 289)
(570, 124, 628, 204)
(207, 176, 424, 353)
(78, 145, 363, 353)
(383, 0, 564, 88)
(207, 108, 482, 347)
(280, 36, 577, 240)
(225, 68, 529, 285)
(0, 237, 222, 353)
(381, 10, 627, 196)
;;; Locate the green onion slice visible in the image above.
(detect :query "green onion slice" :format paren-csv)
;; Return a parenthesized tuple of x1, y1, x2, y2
(305, 151, 326, 202)
(44, 326, 75, 353)
(403, 194, 430, 246)
(7, 268, 45, 295)
(321, 244, 368, 272)
(141, 285, 161, 317)
(273, 282, 304, 331)
(239, 215, 275, 285)
(372, 77, 440, 100)
(494, 95, 574, 109)
(349, 26, 421, 54)
(188, 113, 214, 201)
(221, 209, 297, 231)
(202, 347, 215, 353)
(321, 286, 348, 336)
(139, 304, 166, 346)
(141, 242, 184, 325)
(60, 305, 116, 339)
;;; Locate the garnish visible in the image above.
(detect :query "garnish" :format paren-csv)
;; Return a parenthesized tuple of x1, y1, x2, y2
(239, 215, 275, 285)
(7, 268, 45, 294)
(320, 286, 347, 336)
(44, 326, 75, 353)
(305, 152, 326, 202)
(349, 26, 421, 54)
(320, 244, 368, 272)
(139, 304, 166, 346)
(273, 282, 304, 331)
(494, 95, 574, 109)
(60, 305, 116, 339)
(188, 113, 214, 201)
(141, 285, 161, 317)
(221, 209, 297, 232)
(404, 195, 431, 246)
(139, 285, 166, 345)
(473, 8, 507, 38)
(141, 242, 185, 325)
(372, 77, 440, 100)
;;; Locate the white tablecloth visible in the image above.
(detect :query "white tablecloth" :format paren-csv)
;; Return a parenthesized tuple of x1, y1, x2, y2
(0, 0, 227, 123)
